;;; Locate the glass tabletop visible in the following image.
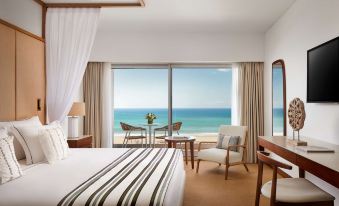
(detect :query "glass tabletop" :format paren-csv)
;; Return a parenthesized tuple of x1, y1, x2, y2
(140, 123, 160, 126)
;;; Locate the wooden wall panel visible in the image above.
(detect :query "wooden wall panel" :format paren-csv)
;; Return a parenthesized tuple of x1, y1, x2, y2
(15, 31, 45, 123)
(0, 23, 16, 121)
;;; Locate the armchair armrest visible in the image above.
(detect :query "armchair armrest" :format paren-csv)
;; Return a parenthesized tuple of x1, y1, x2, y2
(198, 141, 217, 151)
(225, 144, 247, 164)
(227, 144, 246, 150)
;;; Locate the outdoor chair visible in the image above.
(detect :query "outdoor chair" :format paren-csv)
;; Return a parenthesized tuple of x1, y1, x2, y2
(120, 122, 147, 148)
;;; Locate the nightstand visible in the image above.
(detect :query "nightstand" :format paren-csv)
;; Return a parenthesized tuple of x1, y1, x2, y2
(67, 135, 93, 148)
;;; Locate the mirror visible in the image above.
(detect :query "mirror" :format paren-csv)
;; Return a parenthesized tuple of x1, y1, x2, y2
(272, 60, 286, 136)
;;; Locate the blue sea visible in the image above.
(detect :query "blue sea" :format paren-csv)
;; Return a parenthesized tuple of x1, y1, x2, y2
(114, 108, 231, 134)
(273, 108, 284, 134)
(114, 108, 284, 134)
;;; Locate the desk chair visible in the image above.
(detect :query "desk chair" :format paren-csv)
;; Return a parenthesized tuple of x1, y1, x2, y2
(255, 151, 335, 206)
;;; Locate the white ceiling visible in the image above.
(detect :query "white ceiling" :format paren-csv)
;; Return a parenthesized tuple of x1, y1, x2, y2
(98, 0, 296, 33)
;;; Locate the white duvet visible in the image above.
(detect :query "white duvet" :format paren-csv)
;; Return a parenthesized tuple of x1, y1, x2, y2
(0, 148, 185, 206)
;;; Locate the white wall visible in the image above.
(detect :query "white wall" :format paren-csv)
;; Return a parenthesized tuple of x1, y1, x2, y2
(0, 0, 42, 37)
(90, 31, 264, 62)
(264, 0, 339, 203)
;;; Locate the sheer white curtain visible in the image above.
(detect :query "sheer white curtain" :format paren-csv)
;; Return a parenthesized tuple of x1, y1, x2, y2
(231, 63, 243, 126)
(46, 8, 100, 122)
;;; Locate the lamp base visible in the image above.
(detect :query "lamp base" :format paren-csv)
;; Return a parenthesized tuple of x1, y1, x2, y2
(68, 117, 79, 138)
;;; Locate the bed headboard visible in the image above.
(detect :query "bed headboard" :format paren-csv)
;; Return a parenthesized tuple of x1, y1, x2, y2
(0, 19, 46, 123)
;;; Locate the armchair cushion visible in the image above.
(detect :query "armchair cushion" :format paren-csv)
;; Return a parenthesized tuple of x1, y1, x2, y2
(216, 134, 240, 152)
(197, 148, 242, 164)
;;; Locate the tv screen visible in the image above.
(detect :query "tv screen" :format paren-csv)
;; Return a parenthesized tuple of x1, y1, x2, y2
(307, 37, 339, 102)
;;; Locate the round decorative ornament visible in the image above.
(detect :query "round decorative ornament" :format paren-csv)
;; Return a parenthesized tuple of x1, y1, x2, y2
(288, 98, 306, 141)
(288, 98, 306, 131)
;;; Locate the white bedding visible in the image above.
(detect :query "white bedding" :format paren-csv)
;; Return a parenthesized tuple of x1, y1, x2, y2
(0, 148, 185, 206)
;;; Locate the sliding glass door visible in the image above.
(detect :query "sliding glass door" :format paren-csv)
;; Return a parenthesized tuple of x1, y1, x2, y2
(113, 65, 233, 146)
(172, 67, 232, 140)
(113, 68, 168, 146)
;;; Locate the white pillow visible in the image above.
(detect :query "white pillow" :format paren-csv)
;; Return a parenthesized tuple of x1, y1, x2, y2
(0, 128, 8, 137)
(216, 135, 240, 152)
(39, 122, 69, 164)
(0, 116, 42, 161)
(11, 116, 42, 127)
(11, 125, 45, 165)
(0, 134, 23, 184)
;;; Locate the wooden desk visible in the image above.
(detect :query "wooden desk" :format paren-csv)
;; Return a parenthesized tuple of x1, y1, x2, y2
(258, 136, 339, 188)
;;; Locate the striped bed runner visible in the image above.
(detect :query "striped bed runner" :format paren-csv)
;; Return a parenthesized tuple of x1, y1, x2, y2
(58, 148, 181, 206)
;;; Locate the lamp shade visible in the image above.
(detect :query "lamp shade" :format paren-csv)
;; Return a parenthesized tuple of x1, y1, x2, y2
(68, 102, 86, 117)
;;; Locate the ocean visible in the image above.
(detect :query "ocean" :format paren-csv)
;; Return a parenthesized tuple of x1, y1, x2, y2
(273, 108, 284, 134)
(114, 108, 231, 134)
(114, 108, 284, 134)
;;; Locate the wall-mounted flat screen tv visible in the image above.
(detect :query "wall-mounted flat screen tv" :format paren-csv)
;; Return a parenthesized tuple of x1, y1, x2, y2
(307, 37, 339, 103)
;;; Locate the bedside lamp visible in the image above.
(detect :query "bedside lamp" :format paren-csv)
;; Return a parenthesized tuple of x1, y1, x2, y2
(68, 102, 86, 138)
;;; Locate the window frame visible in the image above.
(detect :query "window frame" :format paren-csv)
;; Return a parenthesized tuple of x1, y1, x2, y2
(112, 63, 233, 136)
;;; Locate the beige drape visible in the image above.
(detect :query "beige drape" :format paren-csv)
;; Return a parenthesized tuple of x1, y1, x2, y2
(84, 63, 103, 148)
(239, 62, 264, 163)
(83, 62, 112, 148)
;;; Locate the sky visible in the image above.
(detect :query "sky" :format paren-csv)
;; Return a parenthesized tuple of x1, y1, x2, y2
(113, 68, 232, 108)
(272, 66, 284, 108)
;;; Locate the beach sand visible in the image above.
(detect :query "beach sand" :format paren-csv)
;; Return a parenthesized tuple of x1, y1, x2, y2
(113, 132, 218, 145)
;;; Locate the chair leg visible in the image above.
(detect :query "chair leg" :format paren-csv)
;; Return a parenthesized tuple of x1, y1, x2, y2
(184, 142, 188, 165)
(153, 136, 155, 148)
(255, 194, 260, 206)
(122, 138, 126, 148)
(153, 131, 156, 148)
(243, 162, 249, 172)
(124, 138, 129, 148)
(196, 160, 200, 173)
(255, 162, 263, 206)
(225, 165, 229, 180)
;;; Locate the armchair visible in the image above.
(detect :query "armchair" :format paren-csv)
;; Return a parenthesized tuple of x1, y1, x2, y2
(196, 125, 249, 180)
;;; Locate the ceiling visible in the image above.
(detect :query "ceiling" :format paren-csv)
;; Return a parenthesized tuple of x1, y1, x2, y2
(97, 0, 296, 33)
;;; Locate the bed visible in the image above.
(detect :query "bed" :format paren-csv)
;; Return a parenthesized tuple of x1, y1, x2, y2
(0, 148, 185, 206)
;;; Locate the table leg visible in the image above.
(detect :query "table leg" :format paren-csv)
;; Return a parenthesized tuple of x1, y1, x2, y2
(167, 141, 172, 148)
(190, 141, 194, 169)
(148, 126, 152, 148)
(185, 142, 188, 165)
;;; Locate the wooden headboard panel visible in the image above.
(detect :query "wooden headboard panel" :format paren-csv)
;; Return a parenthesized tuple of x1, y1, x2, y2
(0, 20, 46, 123)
